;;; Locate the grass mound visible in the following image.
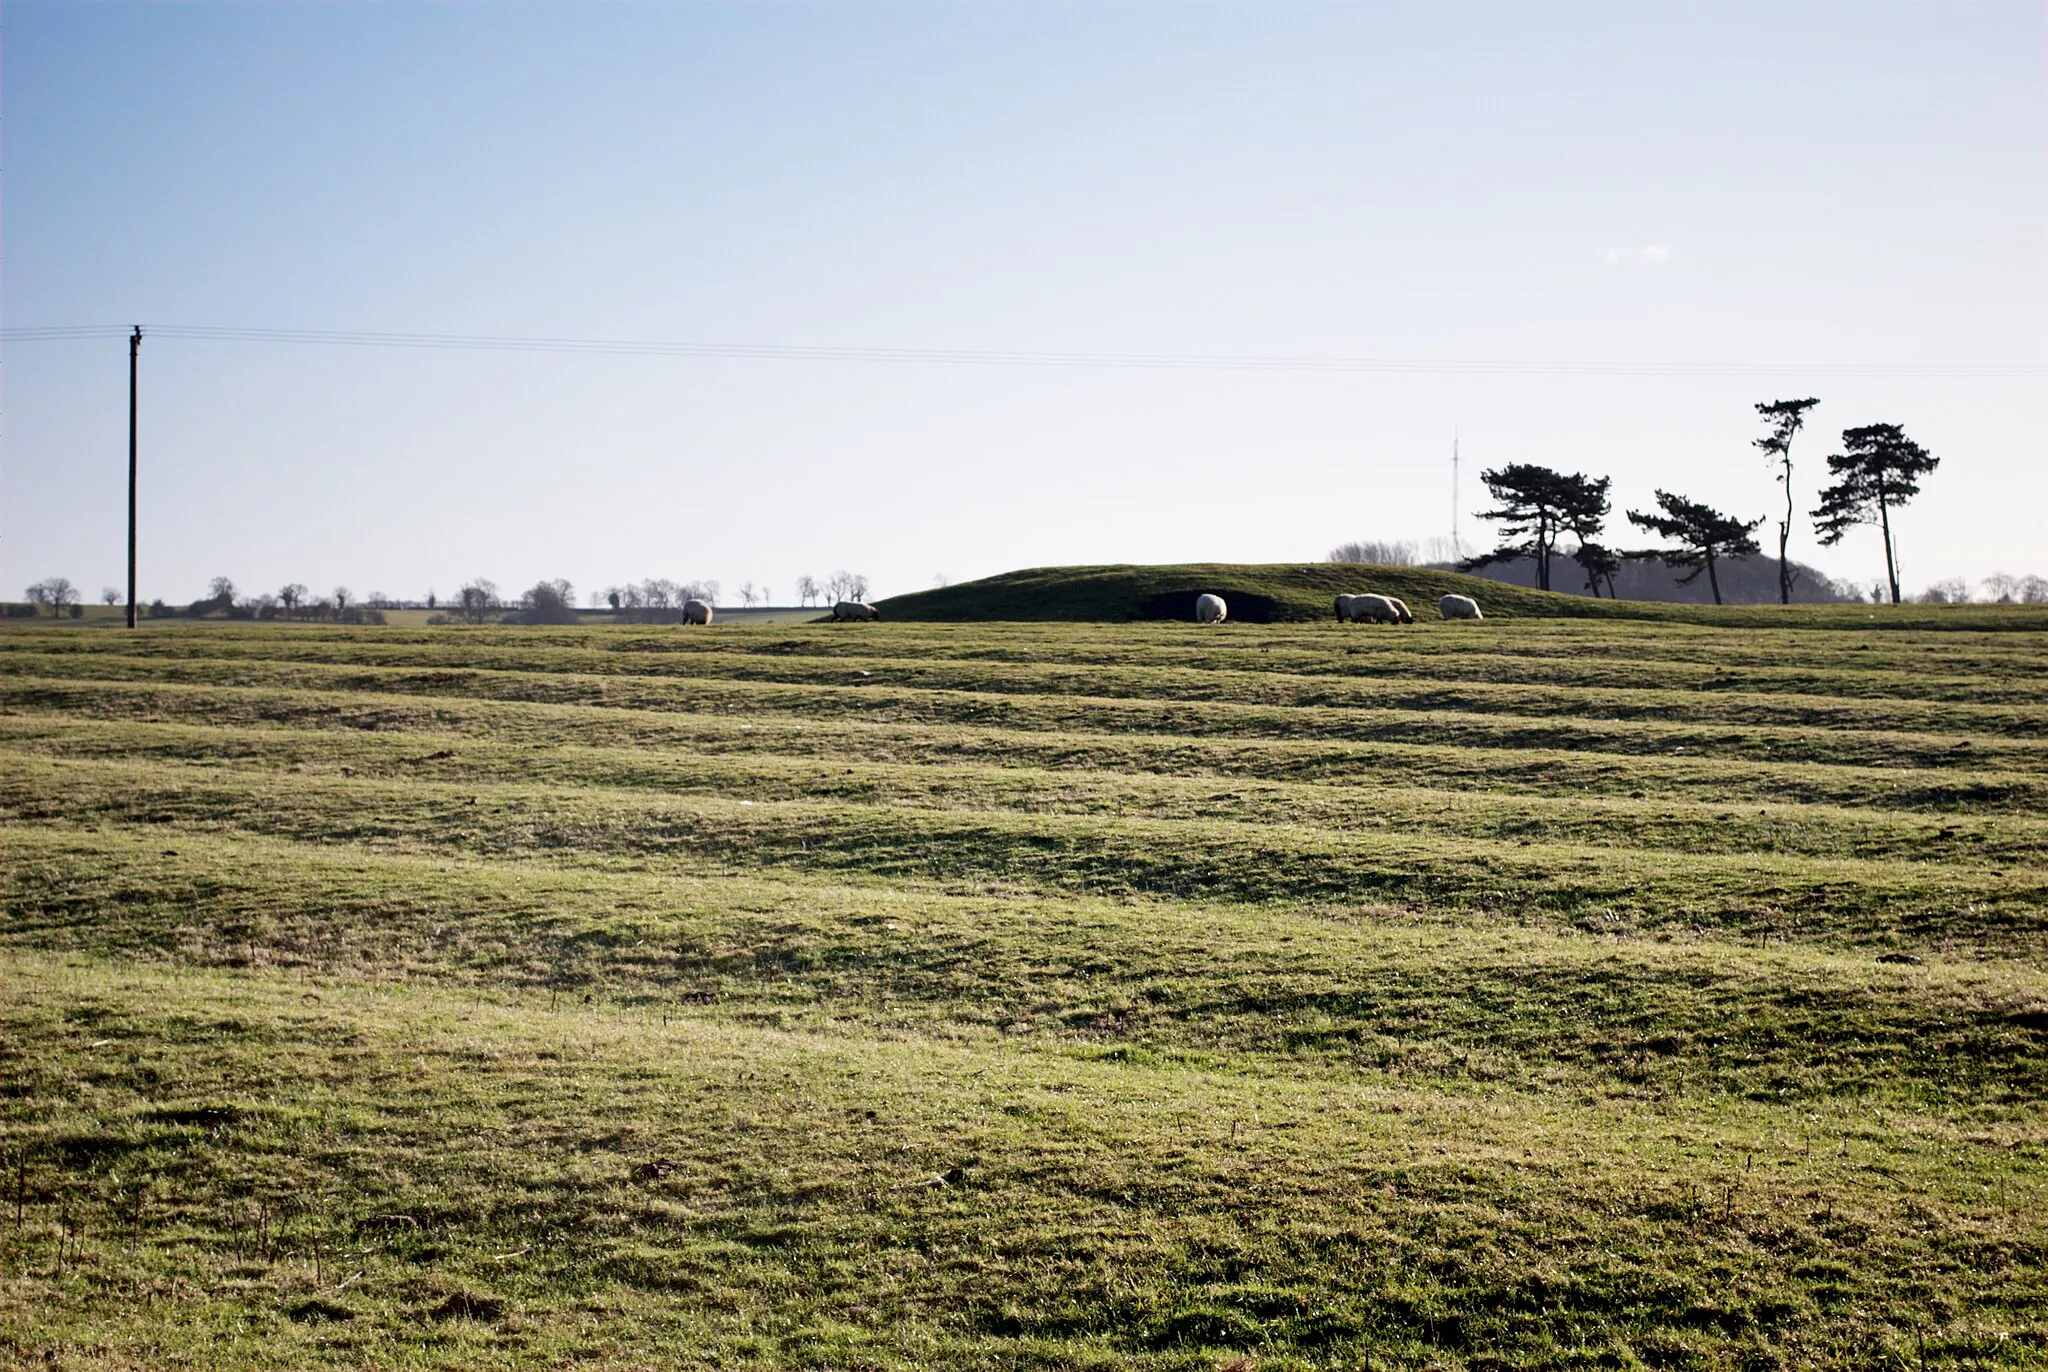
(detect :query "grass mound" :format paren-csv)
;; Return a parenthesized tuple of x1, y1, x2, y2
(879, 562, 1571, 623)
(878, 562, 2048, 628)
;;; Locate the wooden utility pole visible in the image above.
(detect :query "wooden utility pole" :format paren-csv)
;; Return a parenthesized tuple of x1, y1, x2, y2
(127, 326, 141, 628)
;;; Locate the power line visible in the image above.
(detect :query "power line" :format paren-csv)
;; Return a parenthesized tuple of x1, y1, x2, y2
(6, 325, 132, 341)
(2, 322, 2040, 378)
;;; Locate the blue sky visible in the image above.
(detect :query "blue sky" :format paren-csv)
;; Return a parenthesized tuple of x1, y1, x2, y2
(5, 1, 2042, 604)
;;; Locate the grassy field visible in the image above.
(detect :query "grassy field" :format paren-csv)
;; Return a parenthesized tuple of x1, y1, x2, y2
(3, 607, 2045, 1370)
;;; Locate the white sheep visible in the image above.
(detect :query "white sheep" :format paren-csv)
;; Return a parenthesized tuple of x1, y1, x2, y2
(1341, 593, 1407, 625)
(831, 600, 881, 622)
(1439, 594, 1483, 620)
(1194, 593, 1228, 624)
(682, 598, 714, 625)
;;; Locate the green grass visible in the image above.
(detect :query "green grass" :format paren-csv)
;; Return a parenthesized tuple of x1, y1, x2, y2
(3, 615, 2045, 1369)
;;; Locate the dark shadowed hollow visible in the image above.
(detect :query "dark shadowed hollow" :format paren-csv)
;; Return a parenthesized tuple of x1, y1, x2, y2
(1138, 588, 1280, 623)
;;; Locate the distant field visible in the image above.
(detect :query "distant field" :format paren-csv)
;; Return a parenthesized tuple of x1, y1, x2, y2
(2, 612, 2044, 1370)
(6, 606, 831, 630)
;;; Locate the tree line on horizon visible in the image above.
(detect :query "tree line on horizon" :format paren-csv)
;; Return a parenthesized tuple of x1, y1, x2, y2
(8, 576, 393, 622)
(10, 568, 876, 624)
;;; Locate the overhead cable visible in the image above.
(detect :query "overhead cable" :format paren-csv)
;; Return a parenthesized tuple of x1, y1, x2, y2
(3, 323, 2038, 378)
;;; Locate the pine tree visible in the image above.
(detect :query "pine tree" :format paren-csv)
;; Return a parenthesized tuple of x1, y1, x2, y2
(1811, 424, 1940, 605)
(1753, 398, 1820, 605)
(1626, 491, 1764, 606)
(1469, 465, 1611, 592)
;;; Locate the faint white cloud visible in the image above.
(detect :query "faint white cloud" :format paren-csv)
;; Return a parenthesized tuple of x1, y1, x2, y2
(1603, 244, 1673, 267)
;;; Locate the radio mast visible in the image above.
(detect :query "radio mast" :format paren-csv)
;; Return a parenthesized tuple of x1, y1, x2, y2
(1451, 426, 1461, 556)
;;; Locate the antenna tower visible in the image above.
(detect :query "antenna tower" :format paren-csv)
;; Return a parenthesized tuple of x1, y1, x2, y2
(1451, 427, 1461, 556)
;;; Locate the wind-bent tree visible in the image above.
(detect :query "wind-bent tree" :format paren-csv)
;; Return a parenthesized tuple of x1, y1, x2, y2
(1754, 398, 1820, 605)
(1627, 490, 1764, 606)
(1811, 423, 1940, 605)
(1571, 542, 1622, 598)
(1561, 486, 1614, 596)
(1469, 464, 1611, 592)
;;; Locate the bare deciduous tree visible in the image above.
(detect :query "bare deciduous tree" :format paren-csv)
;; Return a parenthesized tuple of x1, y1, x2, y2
(1980, 572, 2048, 604)
(825, 571, 869, 602)
(457, 579, 501, 624)
(518, 579, 579, 624)
(1914, 579, 1970, 605)
(1328, 540, 1416, 566)
(27, 577, 81, 616)
(606, 579, 723, 622)
(795, 575, 820, 607)
(100, 587, 121, 606)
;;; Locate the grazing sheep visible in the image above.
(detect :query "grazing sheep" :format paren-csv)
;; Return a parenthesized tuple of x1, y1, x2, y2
(1195, 593, 1228, 624)
(831, 600, 881, 622)
(1386, 596, 1415, 624)
(1334, 594, 1360, 622)
(1439, 594, 1483, 620)
(681, 598, 713, 625)
(1342, 593, 1407, 625)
